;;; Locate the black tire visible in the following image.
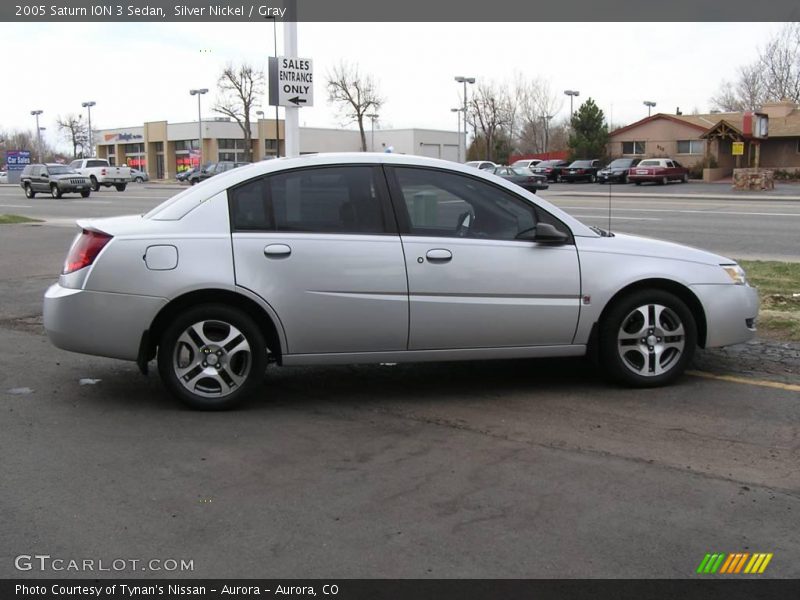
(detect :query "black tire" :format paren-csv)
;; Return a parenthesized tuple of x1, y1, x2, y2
(622, 174, 629, 184)
(598, 289, 697, 388)
(115, 183, 127, 192)
(157, 304, 267, 410)
(635, 181, 642, 186)
(682, 173, 689, 183)
(589, 174, 596, 183)
(135, 177, 144, 183)
(50, 184, 62, 199)
(555, 174, 562, 183)
(660, 176, 668, 185)
(24, 183, 35, 198)
(80, 190, 90, 198)
(190, 178, 198, 186)
(90, 176, 100, 191)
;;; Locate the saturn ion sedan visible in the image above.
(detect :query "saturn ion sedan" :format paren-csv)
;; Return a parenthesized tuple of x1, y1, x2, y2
(43, 153, 758, 410)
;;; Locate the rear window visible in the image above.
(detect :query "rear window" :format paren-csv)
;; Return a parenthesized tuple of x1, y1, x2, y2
(638, 160, 661, 166)
(607, 159, 633, 168)
(86, 160, 107, 168)
(229, 166, 388, 234)
(570, 160, 593, 167)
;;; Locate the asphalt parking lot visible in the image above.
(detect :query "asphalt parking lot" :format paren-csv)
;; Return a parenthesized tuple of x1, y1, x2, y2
(1, 183, 799, 578)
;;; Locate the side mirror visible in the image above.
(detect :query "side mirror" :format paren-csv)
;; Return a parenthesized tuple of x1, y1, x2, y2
(41, 173, 49, 178)
(517, 223, 569, 244)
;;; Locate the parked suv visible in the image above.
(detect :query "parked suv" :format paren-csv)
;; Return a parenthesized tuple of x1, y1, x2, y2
(20, 164, 91, 198)
(189, 161, 250, 185)
(43, 153, 758, 410)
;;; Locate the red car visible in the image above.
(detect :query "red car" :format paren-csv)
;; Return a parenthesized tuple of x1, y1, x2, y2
(628, 158, 689, 185)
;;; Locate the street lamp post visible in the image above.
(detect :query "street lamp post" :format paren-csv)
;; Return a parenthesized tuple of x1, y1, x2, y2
(81, 101, 96, 157)
(643, 100, 657, 117)
(564, 90, 580, 121)
(30, 110, 43, 161)
(189, 88, 208, 168)
(454, 76, 475, 163)
(365, 113, 379, 152)
(450, 108, 464, 162)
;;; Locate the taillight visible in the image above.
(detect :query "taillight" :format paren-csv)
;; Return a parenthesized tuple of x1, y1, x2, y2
(101, 168, 107, 175)
(63, 230, 112, 274)
(545, 168, 553, 172)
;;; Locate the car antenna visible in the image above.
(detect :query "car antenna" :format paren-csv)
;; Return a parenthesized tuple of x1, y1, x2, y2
(607, 169, 612, 234)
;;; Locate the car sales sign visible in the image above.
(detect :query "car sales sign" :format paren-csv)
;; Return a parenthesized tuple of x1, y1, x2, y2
(6, 150, 31, 171)
(268, 57, 314, 108)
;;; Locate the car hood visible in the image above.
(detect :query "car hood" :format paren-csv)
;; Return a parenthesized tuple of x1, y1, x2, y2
(578, 231, 734, 266)
(51, 173, 85, 180)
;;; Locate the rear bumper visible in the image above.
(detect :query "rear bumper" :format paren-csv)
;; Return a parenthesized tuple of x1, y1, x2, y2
(43, 283, 166, 361)
(691, 283, 759, 348)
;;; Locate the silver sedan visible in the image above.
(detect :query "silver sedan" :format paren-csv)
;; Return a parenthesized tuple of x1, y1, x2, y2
(43, 153, 758, 409)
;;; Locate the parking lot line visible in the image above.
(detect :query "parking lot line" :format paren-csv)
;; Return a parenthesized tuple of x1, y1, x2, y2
(687, 370, 800, 392)
(0, 204, 33, 208)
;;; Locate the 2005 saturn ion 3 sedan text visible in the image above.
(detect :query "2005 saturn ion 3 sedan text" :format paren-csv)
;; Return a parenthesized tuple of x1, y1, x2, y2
(43, 153, 758, 410)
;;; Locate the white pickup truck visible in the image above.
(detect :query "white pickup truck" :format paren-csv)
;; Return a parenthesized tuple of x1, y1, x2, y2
(68, 158, 132, 192)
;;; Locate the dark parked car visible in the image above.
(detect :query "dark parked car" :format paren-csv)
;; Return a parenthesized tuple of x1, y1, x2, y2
(597, 158, 641, 184)
(561, 159, 601, 183)
(19, 163, 91, 199)
(532, 159, 570, 182)
(176, 166, 200, 182)
(492, 166, 549, 192)
(628, 158, 689, 185)
(189, 161, 251, 185)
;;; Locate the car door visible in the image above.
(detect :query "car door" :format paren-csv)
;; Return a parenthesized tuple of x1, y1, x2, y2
(230, 165, 409, 355)
(386, 166, 581, 351)
(32, 166, 47, 192)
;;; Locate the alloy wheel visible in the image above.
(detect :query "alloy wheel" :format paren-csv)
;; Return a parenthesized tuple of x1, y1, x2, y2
(616, 303, 685, 377)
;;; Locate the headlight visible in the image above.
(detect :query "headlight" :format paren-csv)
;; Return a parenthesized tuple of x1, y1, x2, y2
(721, 264, 747, 285)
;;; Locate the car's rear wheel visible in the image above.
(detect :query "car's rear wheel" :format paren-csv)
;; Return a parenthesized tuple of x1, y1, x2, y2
(555, 174, 562, 183)
(115, 183, 127, 192)
(682, 173, 689, 183)
(24, 183, 35, 198)
(135, 176, 144, 183)
(660, 176, 668, 185)
(599, 289, 696, 387)
(50, 184, 62, 199)
(90, 176, 100, 191)
(157, 304, 267, 410)
(622, 174, 629, 184)
(635, 181, 642, 186)
(589, 174, 597, 183)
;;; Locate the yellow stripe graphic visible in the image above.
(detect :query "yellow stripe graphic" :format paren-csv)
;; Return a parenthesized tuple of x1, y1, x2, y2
(720, 554, 736, 574)
(744, 554, 761, 573)
(758, 553, 773, 573)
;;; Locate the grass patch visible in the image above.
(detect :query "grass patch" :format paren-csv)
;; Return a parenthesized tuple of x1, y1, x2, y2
(738, 260, 800, 341)
(0, 214, 43, 224)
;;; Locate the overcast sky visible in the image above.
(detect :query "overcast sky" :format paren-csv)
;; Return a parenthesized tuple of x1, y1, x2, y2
(0, 21, 784, 151)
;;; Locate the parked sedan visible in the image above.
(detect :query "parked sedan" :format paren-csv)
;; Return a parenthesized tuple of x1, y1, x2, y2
(510, 159, 543, 169)
(532, 159, 570, 182)
(0, 171, 8, 184)
(561, 160, 601, 183)
(597, 158, 641, 184)
(629, 158, 689, 185)
(493, 165, 549, 192)
(43, 153, 758, 410)
(465, 160, 498, 171)
(130, 168, 149, 183)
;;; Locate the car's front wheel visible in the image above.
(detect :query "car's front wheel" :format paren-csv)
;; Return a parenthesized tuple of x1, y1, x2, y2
(80, 190, 90, 198)
(50, 184, 62, 199)
(157, 304, 267, 410)
(599, 289, 697, 387)
(24, 183, 35, 198)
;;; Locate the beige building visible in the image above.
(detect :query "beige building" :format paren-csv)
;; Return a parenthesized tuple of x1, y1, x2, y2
(608, 101, 800, 174)
(95, 119, 461, 179)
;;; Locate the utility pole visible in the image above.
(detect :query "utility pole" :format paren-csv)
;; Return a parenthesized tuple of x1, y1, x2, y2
(283, 0, 299, 157)
(81, 101, 96, 157)
(450, 108, 464, 162)
(365, 113, 379, 151)
(189, 89, 208, 168)
(30, 110, 43, 161)
(454, 76, 475, 162)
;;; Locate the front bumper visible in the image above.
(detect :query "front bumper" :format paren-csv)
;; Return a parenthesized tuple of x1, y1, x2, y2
(43, 283, 167, 361)
(691, 283, 759, 348)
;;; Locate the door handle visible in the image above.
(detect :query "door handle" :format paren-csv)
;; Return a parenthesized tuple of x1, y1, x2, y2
(425, 249, 452, 262)
(264, 244, 291, 258)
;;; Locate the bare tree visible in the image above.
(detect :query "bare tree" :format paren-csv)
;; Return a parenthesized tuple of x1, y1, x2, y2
(327, 61, 384, 152)
(213, 63, 265, 162)
(710, 23, 800, 111)
(514, 77, 563, 154)
(467, 82, 512, 162)
(56, 113, 89, 158)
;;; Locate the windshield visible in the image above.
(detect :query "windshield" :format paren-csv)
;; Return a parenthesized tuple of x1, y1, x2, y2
(510, 167, 532, 175)
(607, 159, 633, 168)
(47, 166, 76, 175)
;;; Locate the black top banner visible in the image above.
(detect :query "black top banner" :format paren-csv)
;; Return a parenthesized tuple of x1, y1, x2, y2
(3, 0, 800, 21)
